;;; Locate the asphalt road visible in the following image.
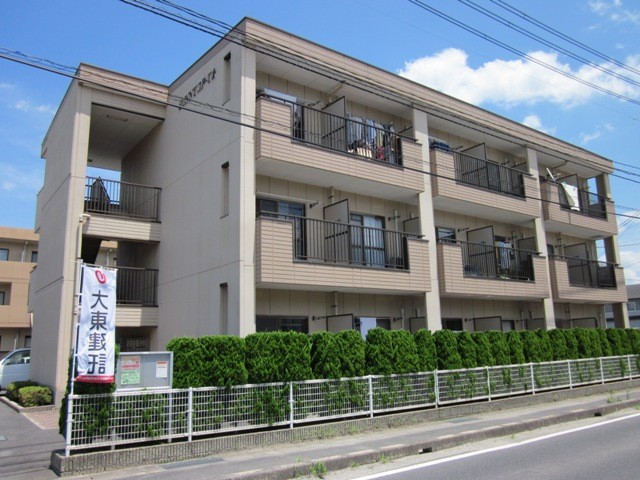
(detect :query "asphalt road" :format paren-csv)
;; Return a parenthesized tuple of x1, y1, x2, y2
(349, 412, 640, 480)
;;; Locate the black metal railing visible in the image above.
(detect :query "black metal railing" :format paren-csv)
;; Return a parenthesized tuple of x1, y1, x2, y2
(556, 183, 607, 219)
(115, 266, 158, 306)
(454, 152, 525, 197)
(457, 240, 535, 281)
(259, 92, 405, 166)
(85, 177, 161, 222)
(553, 255, 616, 288)
(259, 213, 418, 270)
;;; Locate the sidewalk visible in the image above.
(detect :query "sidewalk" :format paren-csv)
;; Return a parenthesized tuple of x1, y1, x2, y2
(2, 381, 639, 479)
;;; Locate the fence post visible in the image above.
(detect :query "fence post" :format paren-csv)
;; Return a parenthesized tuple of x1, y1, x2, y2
(167, 391, 173, 443)
(530, 364, 536, 395)
(434, 370, 439, 408)
(599, 358, 605, 384)
(64, 394, 74, 457)
(368, 376, 374, 418)
(568, 360, 573, 389)
(187, 387, 193, 442)
(628, 355, 633, 380)
(486, 367, 491, 401)
(289, 382, 294, 429)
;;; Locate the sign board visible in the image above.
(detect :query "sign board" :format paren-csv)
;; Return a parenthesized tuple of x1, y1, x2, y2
(116, 351, 173, 390)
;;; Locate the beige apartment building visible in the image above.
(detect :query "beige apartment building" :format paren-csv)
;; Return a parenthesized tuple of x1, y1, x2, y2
(30, 18, 628, 401)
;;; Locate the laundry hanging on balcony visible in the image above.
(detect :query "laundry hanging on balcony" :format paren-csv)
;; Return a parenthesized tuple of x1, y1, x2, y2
(346, 114, 397, 164)
(560, 182, 580, 211)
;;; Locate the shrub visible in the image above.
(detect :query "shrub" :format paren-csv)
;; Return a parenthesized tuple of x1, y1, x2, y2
(485, 330, 510, 366)
(166, 337, 206, 388)
(365, 328, 394, 375)
(311, 332, 341, 379)
(18, 386, 52, 407)
(390, 330, 421, 374)
(520, 331, 543, 363)
(588, 329, 603, 358)
(472, 332, 495, 367)
(199, 336, 248, 387)
(596, 328, 613, 357)
(505, 331, 525, 365)
(574, 328, 594, 359)
(414, 329, 437, 372)
(606, 328, 624, 356)
(434, 330, 463, 370)
(561, 329, 579, 359)
(245, 331, 312, 383)
(548, 329, 569, 361)
(6, 380, 39, 402)
(456, 331, 478, 369)
(535, 329, 554, 362)
(335, 330, 366, 378)
(626, 329, 640, 355)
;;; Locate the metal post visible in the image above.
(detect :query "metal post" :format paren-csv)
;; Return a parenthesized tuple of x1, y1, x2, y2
(530, 364, 536, 394)
(64, 393, 74, 457)
(368, 376, 374, 418)
(289, 382, 294, 429)
(167, 391, 173, 443)
(599, 358, 605, 384)
(568, 360, 573, 389)
(187, 387, 193, 442)
(628, 355, 633, 380)
(486, 367, 491, 401)
(434, 370, 439, 408)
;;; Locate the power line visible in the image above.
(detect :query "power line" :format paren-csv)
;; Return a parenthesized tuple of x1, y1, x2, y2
(408, 0, 640, 106)
(119, 0, 640, 186)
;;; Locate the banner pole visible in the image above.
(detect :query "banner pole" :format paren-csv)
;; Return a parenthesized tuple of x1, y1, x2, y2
(65, 261, 83, 457)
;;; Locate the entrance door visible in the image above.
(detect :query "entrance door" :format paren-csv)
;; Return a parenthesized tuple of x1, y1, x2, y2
(323, 200, 350, 263)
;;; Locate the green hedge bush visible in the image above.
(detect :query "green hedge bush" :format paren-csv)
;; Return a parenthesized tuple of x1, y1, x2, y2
(457, 331, 478, 369)
(166, 337, 206, 388)
(535, 329, 554, 362)
(6, 380, 39, 402)
(485, 330, 510, 366)
(561, 329, 580, 359)
(245, 331, 312, 383)
(548, 329, 569, 361)
(434, 329, 463, 370)
(414, 329, 437, 372)
(596, 328, 613, 357)
(472, 332, 495, 367)
(310, 330, 365, 379)
(199, 335, 248, 387)
(506, 331, 526, 365)
(18, 386, 52, 407)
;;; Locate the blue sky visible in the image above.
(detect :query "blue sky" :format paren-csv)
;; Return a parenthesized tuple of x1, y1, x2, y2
(2, 0, 640, 278)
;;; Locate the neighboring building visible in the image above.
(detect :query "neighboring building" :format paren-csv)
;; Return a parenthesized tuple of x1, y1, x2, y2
(0, 227, 38, 355)
(30, 18, 628, 401)
(606, 284, 640, 329)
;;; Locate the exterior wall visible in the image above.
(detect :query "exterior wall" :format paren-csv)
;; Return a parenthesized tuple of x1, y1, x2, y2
(256, 217, 431, 293)
(439, 297, 544, 330)
(83, 216, 161, 243)
(549, 258, 627, 303)
(436, 242, 549, 299)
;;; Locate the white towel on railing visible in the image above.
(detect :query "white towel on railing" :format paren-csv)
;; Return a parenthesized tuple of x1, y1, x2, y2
(561, 182, 580, 211)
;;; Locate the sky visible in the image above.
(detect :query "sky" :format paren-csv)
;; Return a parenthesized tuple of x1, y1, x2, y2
(2, 0, 640, 280)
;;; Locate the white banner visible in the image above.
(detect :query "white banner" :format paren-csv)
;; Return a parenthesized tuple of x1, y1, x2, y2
(76, 265, 117, 383)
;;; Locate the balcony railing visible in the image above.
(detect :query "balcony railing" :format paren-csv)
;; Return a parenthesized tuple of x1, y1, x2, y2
(85, 177, 161, 222)
(553, 255, 616, 288)
(556, 183, 607, 219)
(455, 240, 535, 281)
(453, 152, 525, 197)
(115, 266, 158, 307)
(258, 92, 405, 166)
(259, 213, 418, 270)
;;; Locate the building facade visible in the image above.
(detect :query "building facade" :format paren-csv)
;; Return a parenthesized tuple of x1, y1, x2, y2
(607, 284, 640, 329)
(30, 18, 628, 401)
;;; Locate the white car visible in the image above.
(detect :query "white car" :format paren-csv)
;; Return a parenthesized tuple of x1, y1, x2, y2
(0, 348, 30, 390)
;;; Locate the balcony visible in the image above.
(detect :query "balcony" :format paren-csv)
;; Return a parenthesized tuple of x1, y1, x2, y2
(549, 256, 626, 303)
(430, 149, 540, 223)
(255, 215, 431, 294)
(437, 241, 549, 299)
(541, 180, 617, 237)
(255, 95, 425, 202)
(83, 177, 161, 242)
(111, 266, 158, 328)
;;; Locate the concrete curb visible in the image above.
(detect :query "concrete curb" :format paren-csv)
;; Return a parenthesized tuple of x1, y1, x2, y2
(51, 379, 640, 477)
(0, 395, 57, 413)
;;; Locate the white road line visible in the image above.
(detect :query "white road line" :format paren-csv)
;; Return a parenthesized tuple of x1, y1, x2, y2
(351, 412, 640, 480)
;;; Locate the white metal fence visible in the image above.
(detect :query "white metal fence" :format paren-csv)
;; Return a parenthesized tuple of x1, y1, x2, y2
(65, 355, 640, 453)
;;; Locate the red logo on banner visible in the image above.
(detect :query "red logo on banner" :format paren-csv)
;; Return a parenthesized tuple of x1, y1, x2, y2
(95, 270, 107, 284)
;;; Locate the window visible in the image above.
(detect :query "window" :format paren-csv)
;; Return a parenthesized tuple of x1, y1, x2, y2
(221, 162, 229, 217)
(350, 213, 385, 267)
(443, 318, 463, 331)
(30, 251, 38, 263)
(256, 316, 308, 333)
(0, 249, 8, 261)
(501, 320, 515, 332)
(24, 336, 31, 348)
(436, 227, 456, 244)
(0, 291, 4, 305)
(223, 52, 231, 104)
(5, 349, 29, 365)
(220, 283, 228, 335)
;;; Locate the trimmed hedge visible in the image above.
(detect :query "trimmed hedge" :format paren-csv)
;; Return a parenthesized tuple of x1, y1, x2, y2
(6, 380, 39, 402)
(472, 332, 495, 367)
(18, 386, 52, 407)
(506, 331, 526, 365)
(457, 331, 478, 369)
(311, 330, 365, 379)
(245, 332, 312, 383)
(166, 337, 206, 388)
(414, 329, 437, 372)
(485, 330, 510, 366)
(434, 329, 463, 370)
(365, 328, 420, 375)
(548, 329, 569, 361)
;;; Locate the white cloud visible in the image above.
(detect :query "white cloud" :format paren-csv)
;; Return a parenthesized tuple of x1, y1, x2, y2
(0, 82, 14, 90)
(0, 162, 43, 197)
(590, 0, 640, 25)
(2, 181, 16, 191)
(522, 114, 556, 134)
(13, 99, 55, 115)
(398, 48, 640, 108)
(579, 123, 615, 144)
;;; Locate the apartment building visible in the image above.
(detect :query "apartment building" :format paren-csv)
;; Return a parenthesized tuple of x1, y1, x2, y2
(0, 227, 37, 355)
(30, 18, 628, 400)
(607, 284, 640, 329)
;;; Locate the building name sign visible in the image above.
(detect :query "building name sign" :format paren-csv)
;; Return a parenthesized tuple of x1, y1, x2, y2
(179, 68, 216, 107)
